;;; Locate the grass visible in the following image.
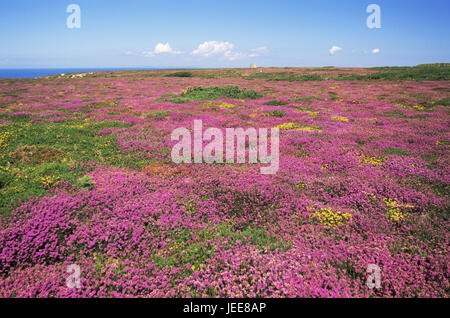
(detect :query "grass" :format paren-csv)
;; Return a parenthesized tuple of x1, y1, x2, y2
(384, 148, 409, 156)
(144, 110, 172, 119)
(167, 86, 261, 103)
(292, 96, 323, 104)
(0, 116, 157, 216)
(434, 97, 450, 106)
(77, 175, 95, 188)
(328, 91, 340, 101)
(263, 100, 289, 106)
(384, 110, 428, 120)
(151, 222, 290, 271)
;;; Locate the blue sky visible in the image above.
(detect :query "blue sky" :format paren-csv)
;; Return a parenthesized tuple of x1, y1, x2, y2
(1, 0, 449, 68)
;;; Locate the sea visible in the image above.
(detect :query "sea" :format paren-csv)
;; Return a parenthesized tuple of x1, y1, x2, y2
(0, 68, 162, 79)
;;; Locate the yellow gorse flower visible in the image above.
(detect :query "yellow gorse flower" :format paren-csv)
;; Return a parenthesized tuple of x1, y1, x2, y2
(40, 175, 60, 188)
(358, 154, 385, 166)
(69, 124, 86, 129)
(384, 198, 414, 222)
(309, 207, 352, 227)
(331, 116, 350, 122)
(0, 131, 14, 150)
(274, 122, 322, 132)
(202, 102, 237, 109)
(412, 105, 426, 111)
(184, 202, 197, 215)
(218, 102, 236, 109)
(363, 191, 377, 201)
(156, 240, 184, 257)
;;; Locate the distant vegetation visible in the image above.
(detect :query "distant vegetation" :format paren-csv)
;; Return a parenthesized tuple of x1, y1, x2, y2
(165, 71, 193, 78)
(333, 64, 450, 81)
(247, 72, 324, 82)
(249, 65, 450, 82)
(194, 64, 450, 82)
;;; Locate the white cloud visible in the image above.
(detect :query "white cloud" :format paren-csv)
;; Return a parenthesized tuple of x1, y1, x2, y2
(251, 46, 269, 54)
(191, 41, 259, 61)
(371, 48, 380, 54)
(248, 46, 269, 57)
(329, 45, 342, 55)
(143, 42, 182, 57)
(224, 50, 246, 61)
(192, 41, 235, 58)
(142, 51, 155, 57)
(140, 41, 269, 61)
(154, 42, 178, 54)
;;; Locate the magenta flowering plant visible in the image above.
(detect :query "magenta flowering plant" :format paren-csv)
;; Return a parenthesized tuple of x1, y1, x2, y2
(0, 68, 449, 297)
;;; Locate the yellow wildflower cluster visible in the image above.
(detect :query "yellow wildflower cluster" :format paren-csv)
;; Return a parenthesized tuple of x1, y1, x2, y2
(274, 122, 322, 132)
(384, 198, 413, 222)
(41, 175, 60, 188)
(331, 116, 350, 122)
(157, 240, 184, 257)
(184, 202, 197, 215)
(363, 191, 377, 201)
(0, 131, 13, 151)
(218, 103, 237, 109)
(69, 124, 87, 129)
(309, 207, 353, 227)
(202, 102, 236, 109)
(296, 182, 307, 189)
(412, 105, 426, 111)
(358, 154, 385, 166)
(295, 108, 319, 117)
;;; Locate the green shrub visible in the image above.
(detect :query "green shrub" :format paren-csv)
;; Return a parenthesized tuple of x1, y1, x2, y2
(434, 97, 450, 106)
(165, 71, 193, 78)
(384, 148, 409, 156)
(168, 86, 261, 103)
(247, 72, 324, 81)
(264, 110, 286, 117)
(293, 96, 322, 104)
(144, 110, 172, 118)
(263, 100, 289, 106)
(77, 175, 95, 188)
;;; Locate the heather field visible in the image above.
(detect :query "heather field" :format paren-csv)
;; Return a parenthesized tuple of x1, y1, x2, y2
(0, 66, 449, 297)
